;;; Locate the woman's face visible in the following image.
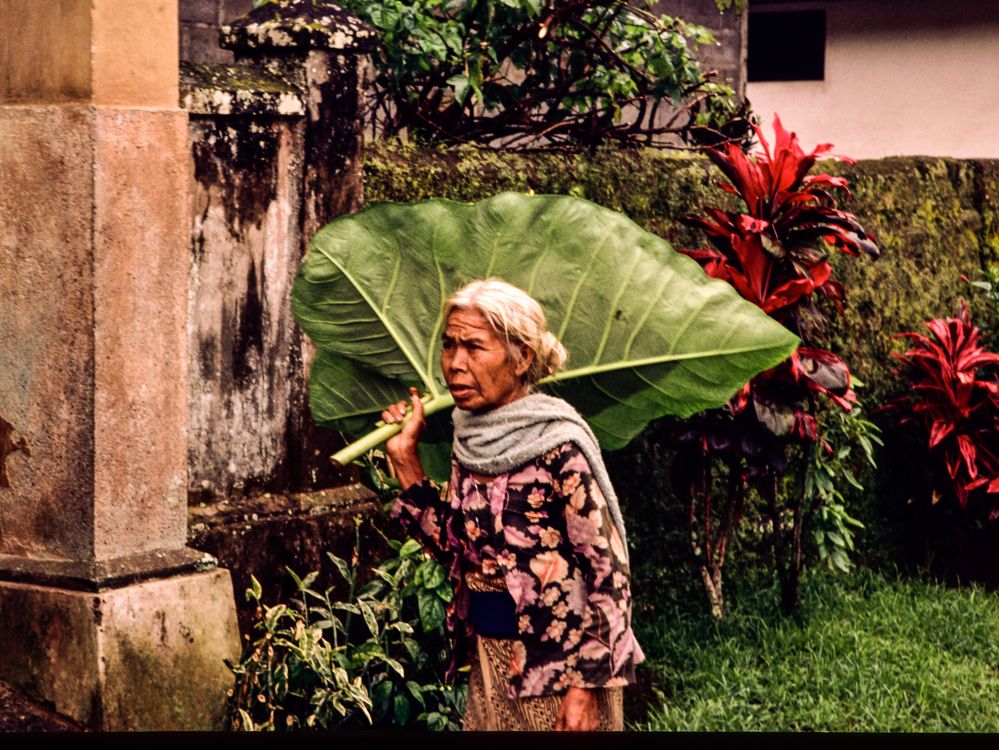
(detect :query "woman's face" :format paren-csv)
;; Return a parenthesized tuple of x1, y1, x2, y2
(441, 308, 532, 413)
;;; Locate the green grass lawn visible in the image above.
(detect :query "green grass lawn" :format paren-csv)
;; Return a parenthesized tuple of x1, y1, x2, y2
(628, 569, 999, 732)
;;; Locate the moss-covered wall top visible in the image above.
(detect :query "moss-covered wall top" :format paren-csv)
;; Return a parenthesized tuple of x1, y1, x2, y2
(364, 139, 999, 406)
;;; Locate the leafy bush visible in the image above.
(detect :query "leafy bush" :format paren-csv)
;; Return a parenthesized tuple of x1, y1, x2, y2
(658, 115, 880, 616)
(805, 403, 880, 573)
(226, 521, 466, 731)
(886, 303, 999, 519)
(334, 0, 747, 150)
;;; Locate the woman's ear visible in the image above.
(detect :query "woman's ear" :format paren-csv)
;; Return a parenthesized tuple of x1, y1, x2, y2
(515, 342, 534, 378)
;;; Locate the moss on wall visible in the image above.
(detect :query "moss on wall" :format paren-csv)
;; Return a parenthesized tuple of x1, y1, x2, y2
(978, 160, 999, 273)
(827, 157, 991, 402)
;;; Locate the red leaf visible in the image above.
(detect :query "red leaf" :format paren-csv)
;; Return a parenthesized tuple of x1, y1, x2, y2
(803, 173, 853, 199)
(956, 434, 978, 479)
(929, 419, 955, 448)
(795, 347, 851, 393)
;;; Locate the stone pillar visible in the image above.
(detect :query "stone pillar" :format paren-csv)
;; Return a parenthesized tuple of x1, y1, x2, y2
(220, 0, 377, 491)
(0, 0, 240, 730)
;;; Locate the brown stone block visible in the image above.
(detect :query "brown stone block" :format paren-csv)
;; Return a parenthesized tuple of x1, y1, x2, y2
(188, 118, 306, 501)
(0, 105, 97, 559)
(180, 0, 220, 25)
(0, 581, 101, 722)
(93, 107, 190, 559)
(1, 105, 193, 560)
(90, 0, 179, 107)
(181, 23, 236, 65)
(220, 0, 254, 24)
(0, 0, 92, 103)
(99, 570, 240, 729)
(0, 569, 240, 729)
(1, 1, 180, 106)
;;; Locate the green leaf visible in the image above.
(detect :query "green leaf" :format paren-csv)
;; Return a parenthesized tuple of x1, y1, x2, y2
(412, 563, 426, 587)
(285, 566, 304, 590)
(399, 538, 423, 558)
(393, 694, 411, 725)
(349, 640, 385, 667)
(371, 567, 397, 585)
(383, 656, 406, 678)
(247, 574, 262, 602)
(401, 637, 422, 661)
(326, 553, 352, 582)
(447, 73, 471, 106)
(371, 678, 394, 715)
(405, 680, 426, 707)
(332, 602, 361, 616)
(293, 193, 799, 473)
(357, 599, 380, 637)
(418, 590, 447, 632)
(419, 559, 446, 589)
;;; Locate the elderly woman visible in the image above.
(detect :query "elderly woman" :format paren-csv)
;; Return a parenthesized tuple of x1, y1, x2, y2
(381, 278, 644, 732)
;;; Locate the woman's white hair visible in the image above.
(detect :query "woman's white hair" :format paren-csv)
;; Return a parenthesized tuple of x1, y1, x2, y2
(445, 278, 567, 386)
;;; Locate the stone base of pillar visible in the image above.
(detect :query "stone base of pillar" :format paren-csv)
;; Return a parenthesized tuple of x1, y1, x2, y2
(0, 567, 240, 730)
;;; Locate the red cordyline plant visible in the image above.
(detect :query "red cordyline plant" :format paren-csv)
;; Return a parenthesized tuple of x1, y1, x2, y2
(888, 304, 999, 520)
(658, 115, 879, 617)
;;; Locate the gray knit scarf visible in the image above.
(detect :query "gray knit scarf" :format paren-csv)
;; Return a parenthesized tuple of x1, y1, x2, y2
(451, 393, 629, 563)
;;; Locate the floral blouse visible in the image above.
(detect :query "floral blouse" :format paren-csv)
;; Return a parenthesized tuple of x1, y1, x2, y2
(390, 441, 645, 698)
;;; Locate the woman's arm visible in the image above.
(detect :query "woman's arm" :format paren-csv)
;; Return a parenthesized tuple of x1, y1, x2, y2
(556, 444, 643, 688)
(383, 389, 454, 566)
(382, 387, 428, 491)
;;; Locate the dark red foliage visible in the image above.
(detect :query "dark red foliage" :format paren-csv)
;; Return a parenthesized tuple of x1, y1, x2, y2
(660, 116, 879, 614)
(887, 304, 999, 518)
(681, 114, 878, 334)
(676, 115, 875, 447)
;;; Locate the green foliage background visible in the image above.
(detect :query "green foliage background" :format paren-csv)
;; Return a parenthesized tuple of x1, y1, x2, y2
(363, 139, 999, 593)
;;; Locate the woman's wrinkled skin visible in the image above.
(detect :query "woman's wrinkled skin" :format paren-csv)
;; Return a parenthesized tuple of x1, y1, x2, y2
(380, 308, 601, 731)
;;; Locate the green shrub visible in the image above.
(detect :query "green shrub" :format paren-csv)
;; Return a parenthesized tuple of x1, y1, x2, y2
(335, 0, 740, 150)
(226, 521, 466, 731)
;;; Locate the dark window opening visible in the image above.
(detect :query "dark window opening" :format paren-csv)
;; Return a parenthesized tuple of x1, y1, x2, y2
(748, 10, 826, 82)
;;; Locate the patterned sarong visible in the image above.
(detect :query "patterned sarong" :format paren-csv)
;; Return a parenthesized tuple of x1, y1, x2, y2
(461, 569, 624, 732)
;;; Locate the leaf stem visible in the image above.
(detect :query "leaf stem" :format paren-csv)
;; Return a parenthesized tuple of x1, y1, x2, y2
(330, 392, 456, 468)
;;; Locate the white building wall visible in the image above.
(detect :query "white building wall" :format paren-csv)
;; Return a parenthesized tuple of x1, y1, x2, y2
(747, 0, 999, 159)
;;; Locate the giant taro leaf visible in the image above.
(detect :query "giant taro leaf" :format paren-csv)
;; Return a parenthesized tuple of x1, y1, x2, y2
(292, 192, 800, 470)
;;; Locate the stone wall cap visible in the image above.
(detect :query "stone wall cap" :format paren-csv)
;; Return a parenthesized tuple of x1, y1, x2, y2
(0, 547, 218, 592)
(188, 483, 378, 536)
(180, 61, 306, 117)
(220, 0, 378, 54)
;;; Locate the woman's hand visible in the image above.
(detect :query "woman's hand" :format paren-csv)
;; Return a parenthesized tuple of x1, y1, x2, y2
(554, 686, 599, 731)
(381, 387, 427, 490)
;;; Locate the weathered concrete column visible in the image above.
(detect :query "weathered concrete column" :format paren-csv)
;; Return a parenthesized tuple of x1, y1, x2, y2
(220, 0, 377, 491)
(0, 0, 240, 729)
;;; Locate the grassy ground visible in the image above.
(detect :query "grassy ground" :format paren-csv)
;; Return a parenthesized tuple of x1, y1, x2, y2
(628, 569, 999, 732)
